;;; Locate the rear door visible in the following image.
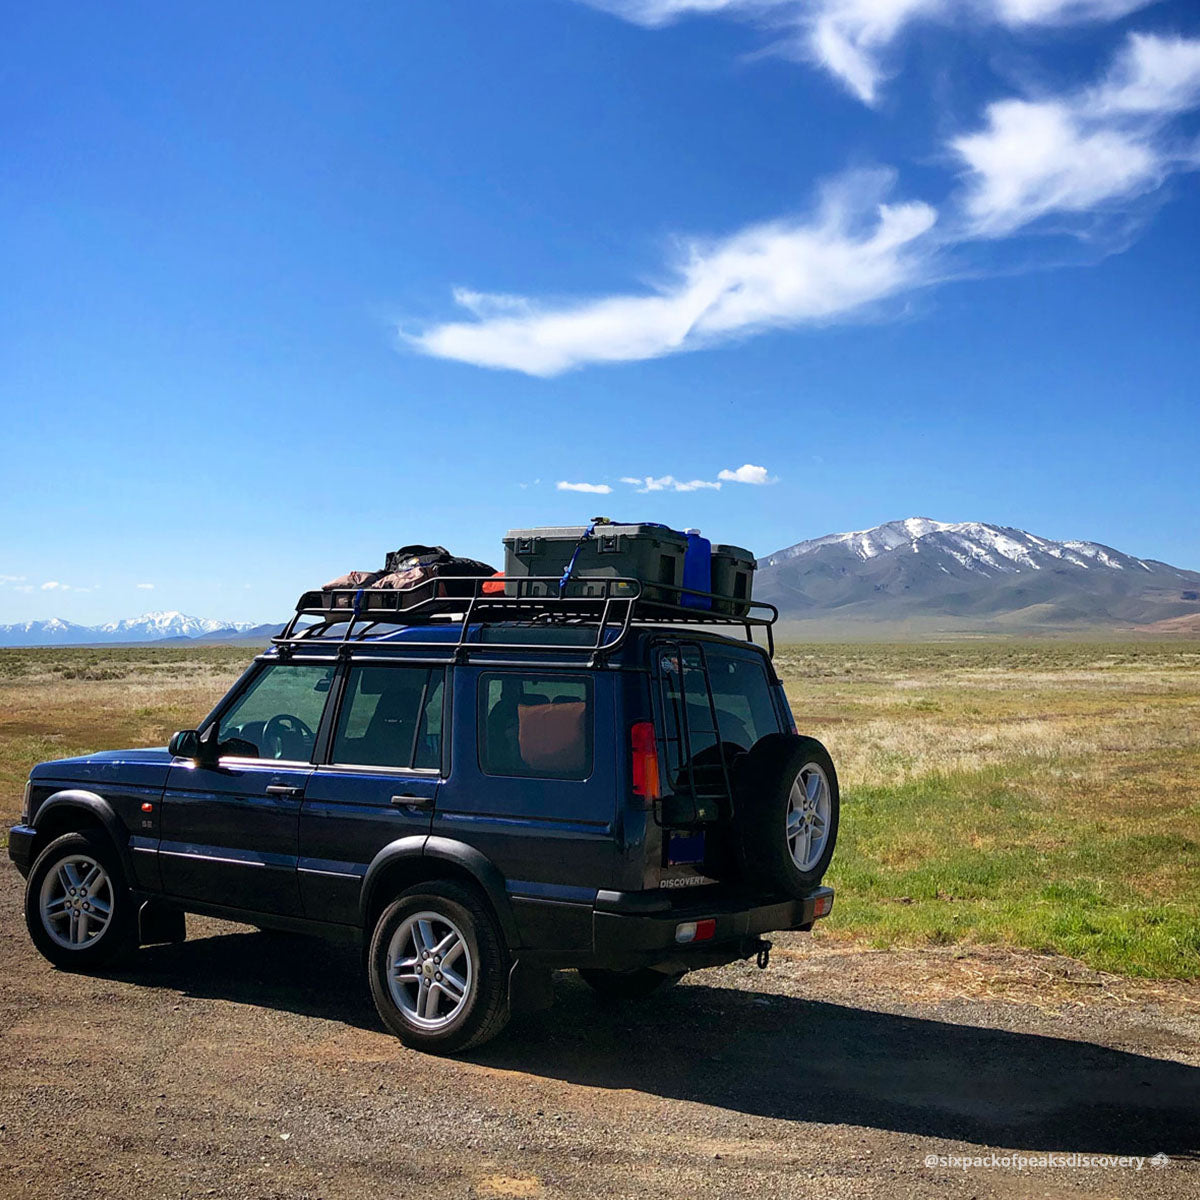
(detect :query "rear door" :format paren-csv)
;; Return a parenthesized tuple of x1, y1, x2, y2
(653, 639, 785, 882)
(298, 664, 446, 925)
(160, 661, 335, 916)
(432, 668, 616, 940)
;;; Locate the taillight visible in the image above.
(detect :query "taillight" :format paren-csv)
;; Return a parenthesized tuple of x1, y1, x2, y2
(630, 721, 660, 801)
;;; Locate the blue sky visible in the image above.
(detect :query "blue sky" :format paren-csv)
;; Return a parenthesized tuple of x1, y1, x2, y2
(1, 0, 1198, 625)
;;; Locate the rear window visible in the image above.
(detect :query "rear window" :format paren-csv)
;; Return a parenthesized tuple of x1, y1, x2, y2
(656, 645, 781, 790)
(478, 673, 593, 780)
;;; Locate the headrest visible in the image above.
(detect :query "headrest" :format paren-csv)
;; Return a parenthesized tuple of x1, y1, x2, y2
(518, 701, 587, 776)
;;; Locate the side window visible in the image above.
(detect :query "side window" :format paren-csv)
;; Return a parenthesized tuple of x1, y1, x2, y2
(478, 673, 593, 780)
(331, 667, 444, 770)
(708, 653, 782, 751)
(217, 663, 335, 761)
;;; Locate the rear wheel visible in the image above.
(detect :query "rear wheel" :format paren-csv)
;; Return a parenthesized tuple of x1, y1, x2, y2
(735, 734, 839, 895)
(368, 881, 511, 1054)
(25, 830, 136, 970)
(579, 967, 681, 1001)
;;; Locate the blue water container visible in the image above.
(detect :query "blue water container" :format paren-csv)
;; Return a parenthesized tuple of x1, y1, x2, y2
(681, 528, 712, 609)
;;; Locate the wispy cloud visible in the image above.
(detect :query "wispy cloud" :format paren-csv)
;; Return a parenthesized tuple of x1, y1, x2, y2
(577, 0, 1151, 104)
(38, 580, 93, 593)
(557, 480, 614, 494)
(952, 33, 1200, 236)
(136, 582, 155, 590)
(0, 574, 26, 586)
(622, 475, 724, 492)
(410, 170, 937, 376)
(407, 31, 1200, 377)
(618, 463, 777, 490)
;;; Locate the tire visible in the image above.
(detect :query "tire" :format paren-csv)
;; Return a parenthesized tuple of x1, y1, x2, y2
(24, 830, 137, 970)
(734, 733, 839, 896)
(368, 880, 511, 1054)
(578, 967, 681, 1001)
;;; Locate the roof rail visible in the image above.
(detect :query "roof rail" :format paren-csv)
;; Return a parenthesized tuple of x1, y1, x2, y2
(269, 575, 777, 666)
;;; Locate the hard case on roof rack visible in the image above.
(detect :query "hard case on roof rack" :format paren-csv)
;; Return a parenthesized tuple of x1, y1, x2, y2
(503, 523, 689, 605)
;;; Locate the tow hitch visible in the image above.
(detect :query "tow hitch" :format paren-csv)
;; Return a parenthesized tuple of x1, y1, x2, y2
(756, 940, 772, 970)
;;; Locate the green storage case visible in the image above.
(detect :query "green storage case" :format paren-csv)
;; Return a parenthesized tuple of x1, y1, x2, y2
(710, 544, 756, 616)
(503, 523, 690, 606)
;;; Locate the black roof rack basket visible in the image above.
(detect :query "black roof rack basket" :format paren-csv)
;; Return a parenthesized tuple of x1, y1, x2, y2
(269, 575, 778, 667)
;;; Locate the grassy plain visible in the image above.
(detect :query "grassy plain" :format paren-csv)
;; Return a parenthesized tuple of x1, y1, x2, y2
(1, 640, 1197, 979)
(776, 642, 1200, 979)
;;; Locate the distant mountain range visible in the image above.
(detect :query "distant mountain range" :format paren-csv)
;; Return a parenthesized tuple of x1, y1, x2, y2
(757, 518, 1200, 633)
(0, 611, 278, 648)
(4, 521, 1198, 645)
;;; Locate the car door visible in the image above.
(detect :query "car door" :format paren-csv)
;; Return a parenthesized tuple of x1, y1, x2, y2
(431, 668, 616, 950)
(298, 664, 445, 925)
(160, 660, 335, 917)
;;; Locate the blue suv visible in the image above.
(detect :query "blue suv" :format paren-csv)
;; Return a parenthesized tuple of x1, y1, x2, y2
(9, 580, 837, 1053)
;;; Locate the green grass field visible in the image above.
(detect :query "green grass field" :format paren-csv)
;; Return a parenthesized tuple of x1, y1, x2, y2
(2, 641, 1197, 978)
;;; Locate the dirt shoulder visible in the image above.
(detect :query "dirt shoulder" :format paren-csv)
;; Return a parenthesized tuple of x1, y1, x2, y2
(1, 862, 1197, 1200)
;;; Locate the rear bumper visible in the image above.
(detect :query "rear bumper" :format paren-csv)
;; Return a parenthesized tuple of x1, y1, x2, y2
(590, 884, 833, 970)
(7, 824, 37, 877)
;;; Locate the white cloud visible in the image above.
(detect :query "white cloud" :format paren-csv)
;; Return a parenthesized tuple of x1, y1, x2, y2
(615, 463, 776, 490)
(1088, 31, 1200, 116)
(38, 580, 92, 593)
(952, 33, 1200, 236)
(411, 171, 937, 375)
(626, 475, 724, 492)
(577, 0, 1151, 104)
(718, 463, 777, 484)
(136, 582, 155, 590)
(557, 480, 614, 494)
(0, 574, 26, 586)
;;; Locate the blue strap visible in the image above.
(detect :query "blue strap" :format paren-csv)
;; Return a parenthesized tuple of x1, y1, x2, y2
(352, 587, 365, 615)
(559, 521, 597, 594)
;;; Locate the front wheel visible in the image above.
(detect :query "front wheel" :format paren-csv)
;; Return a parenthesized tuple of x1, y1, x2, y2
(368, 881, 511, 1054)
(24, 830, 136, 970)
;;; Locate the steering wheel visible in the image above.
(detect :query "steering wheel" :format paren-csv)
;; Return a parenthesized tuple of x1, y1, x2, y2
(260, 713, 315, 761)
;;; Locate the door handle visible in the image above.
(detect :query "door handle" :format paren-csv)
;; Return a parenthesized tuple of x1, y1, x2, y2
(391, 793, 434, 809)
(265, 785, 304, 797)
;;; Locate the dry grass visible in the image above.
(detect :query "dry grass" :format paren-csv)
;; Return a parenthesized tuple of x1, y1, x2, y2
(2, 640, 1198, 979)
(0, 646, 248, 819)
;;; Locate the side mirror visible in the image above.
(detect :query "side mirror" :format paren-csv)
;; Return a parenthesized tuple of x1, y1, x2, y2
(168, 729, 201, 759)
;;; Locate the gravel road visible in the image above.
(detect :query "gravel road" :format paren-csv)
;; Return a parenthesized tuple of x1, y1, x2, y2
(1, 861, 1197, 1199)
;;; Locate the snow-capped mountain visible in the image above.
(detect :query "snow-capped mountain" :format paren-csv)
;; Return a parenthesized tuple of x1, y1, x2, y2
(757, 519, 1200, 631)
(0, 612, 264, 647)
(96, 611, 257, 639)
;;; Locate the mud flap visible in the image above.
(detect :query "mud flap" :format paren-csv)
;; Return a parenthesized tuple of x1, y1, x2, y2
(138, 900, 187, 946)
(508, 959, 554, 1014)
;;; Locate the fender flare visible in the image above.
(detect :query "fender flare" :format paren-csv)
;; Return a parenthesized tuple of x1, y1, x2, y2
(32, 789, 134, 878)
(359, 835, 520, 948)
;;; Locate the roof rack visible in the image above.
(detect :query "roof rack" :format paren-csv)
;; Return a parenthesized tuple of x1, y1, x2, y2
(268, 575, 778, 667)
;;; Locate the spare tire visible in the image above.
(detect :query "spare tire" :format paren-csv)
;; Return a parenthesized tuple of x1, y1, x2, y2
(733, 733, 839, 896)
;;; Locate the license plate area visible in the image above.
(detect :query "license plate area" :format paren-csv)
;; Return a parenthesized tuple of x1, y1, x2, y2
(666, 832, 705, 866)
